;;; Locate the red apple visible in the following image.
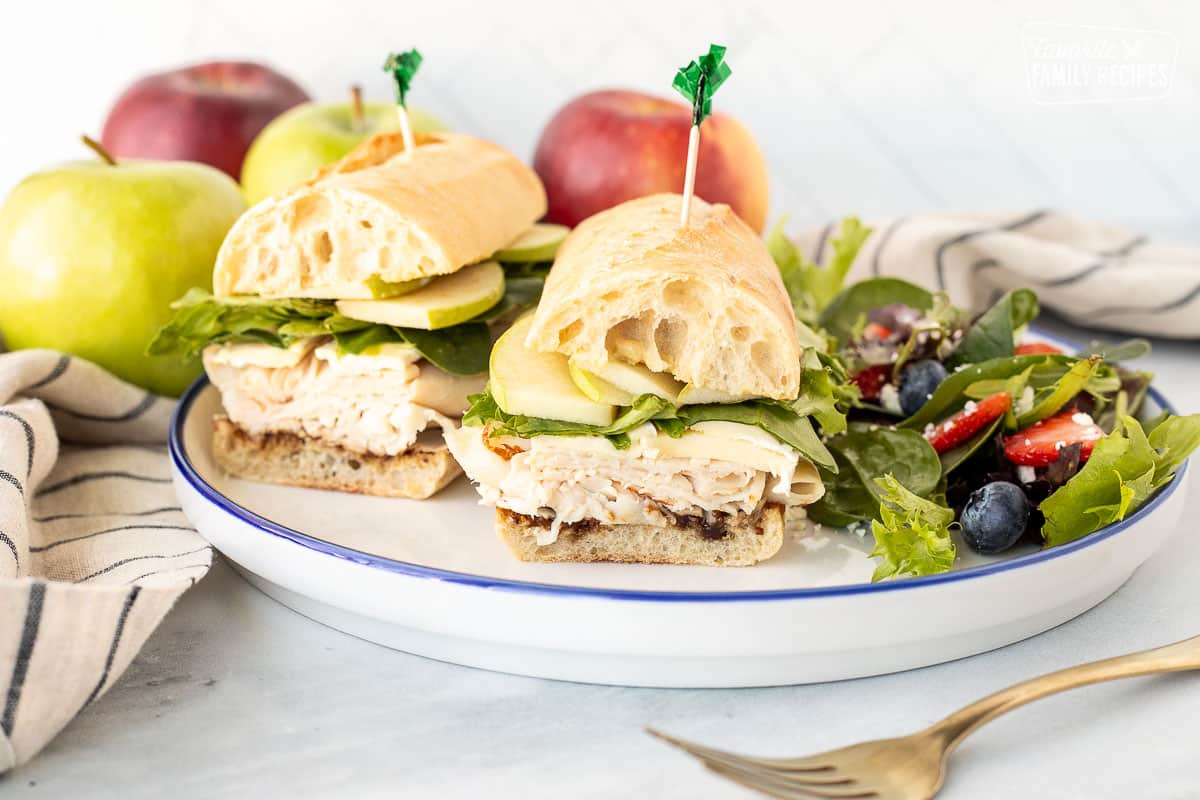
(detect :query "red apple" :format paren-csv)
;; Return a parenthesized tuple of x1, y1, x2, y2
(101, 61, 310, 181)
(533, 89, 770, 233)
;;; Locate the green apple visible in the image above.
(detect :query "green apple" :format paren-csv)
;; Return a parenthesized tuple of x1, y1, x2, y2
(0, 148, 246, 396)
(568, 361, 635, 406)
(336, 261, 505, 330)
(574, 357, 684, 405)
(490, 316, 615, 426)
(241, 99, 447, 204)
(494, 223, 570, 263)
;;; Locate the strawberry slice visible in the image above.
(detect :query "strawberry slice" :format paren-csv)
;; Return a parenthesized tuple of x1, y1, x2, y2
(1004, 411, 1105, 467)
(852, 364, 892, 401)
(923, 392, 1012, 454)
(1015, 342, 1063, 356)
(862, 322, 893, 341)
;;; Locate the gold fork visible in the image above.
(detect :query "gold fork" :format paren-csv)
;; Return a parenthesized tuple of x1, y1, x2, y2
(647, 633, 1200, 799)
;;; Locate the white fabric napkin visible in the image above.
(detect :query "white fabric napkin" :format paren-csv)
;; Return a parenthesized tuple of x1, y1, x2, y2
(789, 210, 1200, 338)
(0, 350, 211, 772)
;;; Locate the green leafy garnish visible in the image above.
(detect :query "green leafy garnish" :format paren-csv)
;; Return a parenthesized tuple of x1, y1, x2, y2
(382, 49, 423, 106)
(869, 474, 957, 581)
(462, 387, 838, 471)
(1040, 414, 1200, 546)
(767, 217, 873, 326)
(463, 390, 671, 450)
(949, 289, 1039, 367)
(146, 281, 540, 376)
(671, 44, 731, 125)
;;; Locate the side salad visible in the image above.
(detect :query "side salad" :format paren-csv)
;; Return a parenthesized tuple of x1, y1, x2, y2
(770, 218, 1200, 581)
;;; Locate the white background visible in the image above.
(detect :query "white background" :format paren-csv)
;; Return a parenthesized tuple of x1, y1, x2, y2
(2, 0, 1199, 240)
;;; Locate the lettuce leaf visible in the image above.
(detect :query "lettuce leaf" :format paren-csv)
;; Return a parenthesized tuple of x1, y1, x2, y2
(1040, 414, 1200, 546)
(462, 387, 838, 470)
(767, 217, 872, 325)
(869, 474, 957, 581)
(146, 287, 522, 376)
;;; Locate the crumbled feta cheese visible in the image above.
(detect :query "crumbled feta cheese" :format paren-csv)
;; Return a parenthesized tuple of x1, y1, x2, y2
(963, 400, 978, 414)
(879, 383, 903, 414)
(1016, 465, 1037, 484)
(1015, 386, 1035, 416)
(1072, 412, 1095, 426)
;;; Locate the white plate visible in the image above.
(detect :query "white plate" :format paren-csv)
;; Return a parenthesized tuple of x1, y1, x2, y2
(170, 380, 1188, 688)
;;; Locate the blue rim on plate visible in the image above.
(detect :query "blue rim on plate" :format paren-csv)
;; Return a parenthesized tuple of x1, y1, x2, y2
(170, 373, 1186, 604)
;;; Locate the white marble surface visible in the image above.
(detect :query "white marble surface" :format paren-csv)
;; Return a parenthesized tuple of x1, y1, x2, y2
(0, 319, 1197, 799)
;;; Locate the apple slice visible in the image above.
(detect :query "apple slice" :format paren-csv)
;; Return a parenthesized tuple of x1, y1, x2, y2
(568, 362, 636, 406)
(364, 275, 431, 298)
(336, 261, 504, 330)
(491, 316, 616, 426)
(576, 358, 684, 405)
(676, 384, 751, 406)
(494, 223, 570, 263)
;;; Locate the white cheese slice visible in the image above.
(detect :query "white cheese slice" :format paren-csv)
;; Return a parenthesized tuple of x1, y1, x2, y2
(204, 338, 321, 369)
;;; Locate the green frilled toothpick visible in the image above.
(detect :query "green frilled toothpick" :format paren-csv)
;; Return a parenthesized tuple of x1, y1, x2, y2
(672, 44, 731, 226)
(383, 48, 423, 156)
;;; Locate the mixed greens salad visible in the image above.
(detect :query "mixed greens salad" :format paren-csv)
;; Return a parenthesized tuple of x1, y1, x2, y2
(770, 218, 1200, 581)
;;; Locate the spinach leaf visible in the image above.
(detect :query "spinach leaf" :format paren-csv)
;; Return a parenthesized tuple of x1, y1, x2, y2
(807, 450, 878, 527)
(899, 353, 1082, 431)
(949, 289, 1039, 367)
(818, 278, 934, 347)
(664, 403, 836, 471)
(148, 287, 511, 376)
(463, 388, 837, 470)
(1076, 338, 1152, 364)
(806, 428, 941, 524)
(399, 324, 492, 375)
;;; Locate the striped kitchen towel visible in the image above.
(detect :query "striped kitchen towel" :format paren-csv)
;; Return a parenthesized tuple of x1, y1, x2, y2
(0, 349, 211, 772)
(793, 210, 1200, 338)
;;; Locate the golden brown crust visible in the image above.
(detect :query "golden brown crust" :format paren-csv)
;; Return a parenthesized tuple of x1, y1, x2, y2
(213, 131, 547, 299)
(212, 417, 460, 499)
(525, 194, 801, 401)
(496, 503, 785, 566)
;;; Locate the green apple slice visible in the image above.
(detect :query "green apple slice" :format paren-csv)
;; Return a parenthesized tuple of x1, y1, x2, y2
(568, 362, 636, 406)
(363, 275, 431, 298)
(676, 383, 750, 406)
(494, 223, 570, 263)
(336, 261, 504, 330)
(491, 316, 616, 426)
(577, 358, 684, 405)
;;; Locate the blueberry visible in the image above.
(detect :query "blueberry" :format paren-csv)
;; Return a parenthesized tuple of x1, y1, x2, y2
(960, 481, 1031, 554)
(898, 360, 948, 416)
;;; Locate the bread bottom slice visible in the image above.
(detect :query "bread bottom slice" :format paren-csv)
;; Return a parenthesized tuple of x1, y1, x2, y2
(212, 416, 461, 499)
(496, 504, 785, 566)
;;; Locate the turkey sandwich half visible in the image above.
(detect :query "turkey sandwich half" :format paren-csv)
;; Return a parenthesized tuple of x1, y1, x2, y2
(447, 194, 845, 566)
(151, 131, 558, 498)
